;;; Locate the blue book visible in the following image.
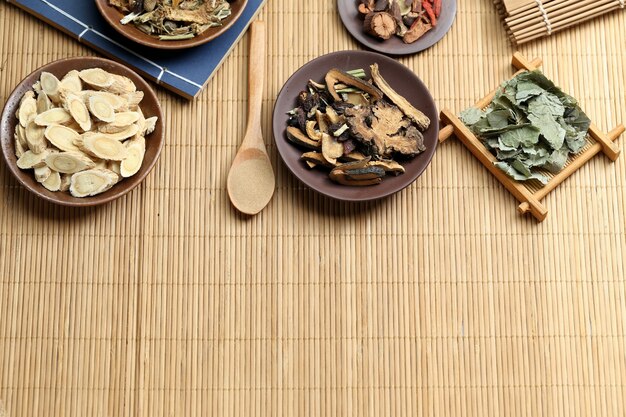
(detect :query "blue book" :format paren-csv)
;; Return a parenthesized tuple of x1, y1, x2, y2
(8, 0, 266, 99)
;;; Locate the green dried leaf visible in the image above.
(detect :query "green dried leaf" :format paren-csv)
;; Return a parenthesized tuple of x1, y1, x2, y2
(459, 107, 484, 126)
(527, 92, 565, 118)
(494, 161, 549, 185)
(500, 125, 540, 148)
(528, 113, 566, 150)
(515, 81, 545, 103)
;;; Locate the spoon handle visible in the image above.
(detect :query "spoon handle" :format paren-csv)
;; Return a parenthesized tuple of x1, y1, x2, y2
(245, 21, 265, 137)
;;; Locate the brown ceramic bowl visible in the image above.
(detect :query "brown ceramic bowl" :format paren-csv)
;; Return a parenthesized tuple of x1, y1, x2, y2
(95, 0, 248, 50)
(0, 56, 164, 207)
(272, 50, 439, 202)
(337, 0, 457, 56)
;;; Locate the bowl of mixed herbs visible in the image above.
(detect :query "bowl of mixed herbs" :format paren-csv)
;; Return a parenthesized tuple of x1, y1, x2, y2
(96, 0, 248, 49)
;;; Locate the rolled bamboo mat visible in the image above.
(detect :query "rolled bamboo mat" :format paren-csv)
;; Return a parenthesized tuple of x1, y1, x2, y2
(1, 1, 626, 417)
(494, 0, 626, 44)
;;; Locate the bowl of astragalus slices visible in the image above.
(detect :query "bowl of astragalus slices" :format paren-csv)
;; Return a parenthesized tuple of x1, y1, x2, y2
(0, 57, 164, 207)
(95, 0, 249, 49)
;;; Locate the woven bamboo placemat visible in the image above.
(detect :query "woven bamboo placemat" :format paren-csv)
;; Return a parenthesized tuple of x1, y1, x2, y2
(1, 1, 625, 416)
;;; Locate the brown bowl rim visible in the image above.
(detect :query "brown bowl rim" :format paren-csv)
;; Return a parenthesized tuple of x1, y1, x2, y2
(0, 56, 164, 207)
(94, 0, 249, 50)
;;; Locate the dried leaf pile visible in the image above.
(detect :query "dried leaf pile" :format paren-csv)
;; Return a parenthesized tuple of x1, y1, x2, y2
(14, 68, 158, 197)
(358, 0, 442, 44)
(286, 64, 430, 186)
(459, 70, 592, 185)
(110, 0, 232, 40)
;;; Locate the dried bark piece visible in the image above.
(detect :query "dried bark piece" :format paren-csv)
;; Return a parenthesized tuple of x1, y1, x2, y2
(286, 126, 321, 150)
(403, 19, 432, 44)
(321, 133, 345, 165)
(325, 68, 383, 102)
(70, 168, 118, 197)
(370, 63, 430, 130)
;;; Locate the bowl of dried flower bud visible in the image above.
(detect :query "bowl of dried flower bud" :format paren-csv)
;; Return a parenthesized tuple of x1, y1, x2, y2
(95, 0, 249, 49)
(338, 0, 457, 55)
(0, 56, 164, 206)
(272, 50, 439, 202)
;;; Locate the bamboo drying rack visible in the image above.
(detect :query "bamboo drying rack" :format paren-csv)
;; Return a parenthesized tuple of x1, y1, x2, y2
(438, 52, 624, 222)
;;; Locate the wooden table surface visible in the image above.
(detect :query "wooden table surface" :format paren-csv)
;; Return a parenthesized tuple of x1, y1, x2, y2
(1, 1, 625, 416)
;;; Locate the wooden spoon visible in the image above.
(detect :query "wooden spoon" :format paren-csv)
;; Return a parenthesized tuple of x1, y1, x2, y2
(227, 21, 275, 215)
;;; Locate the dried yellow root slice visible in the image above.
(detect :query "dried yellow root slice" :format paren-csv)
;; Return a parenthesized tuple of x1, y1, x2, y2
(45, 151, 95, 174)
(36, 91, 53, 113)
(106, 74, 136, 94)
(64, 93, 92, 131)
(17, 150, 49, 169)
(97, 124, 139, 141)
(18, 91, 37, 127)
(120, 91, 144, 109)
(82, 91, 127, 110)
(79, 68, 115, 89)
(107, 161, 121, 177)
(112, 111, 140, 127)
(70, 168, 118, 197)
(121, 136, 145, 178)
(40, 72, 61, 101)
(144, 116, 158, 135)
(34, 165, 51, 183)
(81, 133, 128, 161)
(59, 70, 82, 93)
(15, 139, 26, 158)
(25, 121, 47, 153)
(43, 170, 61, 192)
(88, 95, 115, 122)
(15, 124, 28, 149)
(58, 171, 72, 191)
(34, 108, 72, 126)
(45, 125, 81, 152)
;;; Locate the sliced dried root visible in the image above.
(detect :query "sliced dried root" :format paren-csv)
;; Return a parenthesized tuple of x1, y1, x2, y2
(64, 93, 92, 131)
(120, 136, 145, 178)
(111, 111, 140, 128)
(59, 174, 71, 192)
(80, 91, 126, 110)
(34, 165, 51, 183)
(321, 133, 344, 165)
(88, 95, 115, 122)
(43, 171, 62, 192)
(34, 108, 72, 126)
(106, 74, 136, 94)
(45, 151, 95, 174)
(18, 91, 37, 127)
(36, 91, 53, 113)
(45, 125, 81, 152)
(79, 68, 114, 89)
(15, 138, 26, 158)
(15, 125, 28, 149)
(40, 72, 60, 101)
(25, 121, 47, 154)
(81, 133, 128, 161)
(59, 70, 82, 94)
(70, 168, 118, 197)
(17, 150, 49, 169)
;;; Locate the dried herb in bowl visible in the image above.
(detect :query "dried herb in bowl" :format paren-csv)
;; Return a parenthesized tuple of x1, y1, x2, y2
(285, 64, 430, 187)
(358, 0, 442, 44)
(459, 70, 591, 185)
(110, 0, 232, 40)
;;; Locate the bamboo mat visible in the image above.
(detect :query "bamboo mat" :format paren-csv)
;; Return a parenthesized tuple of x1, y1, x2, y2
(1, 1, 625, 416)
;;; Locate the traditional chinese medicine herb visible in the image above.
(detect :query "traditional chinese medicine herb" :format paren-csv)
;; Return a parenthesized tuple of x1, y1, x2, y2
(110, 0, 232, 40)
(358, 0, 442, 44)
(459, 70, 591, 185)
(286, 64, 430, 187)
